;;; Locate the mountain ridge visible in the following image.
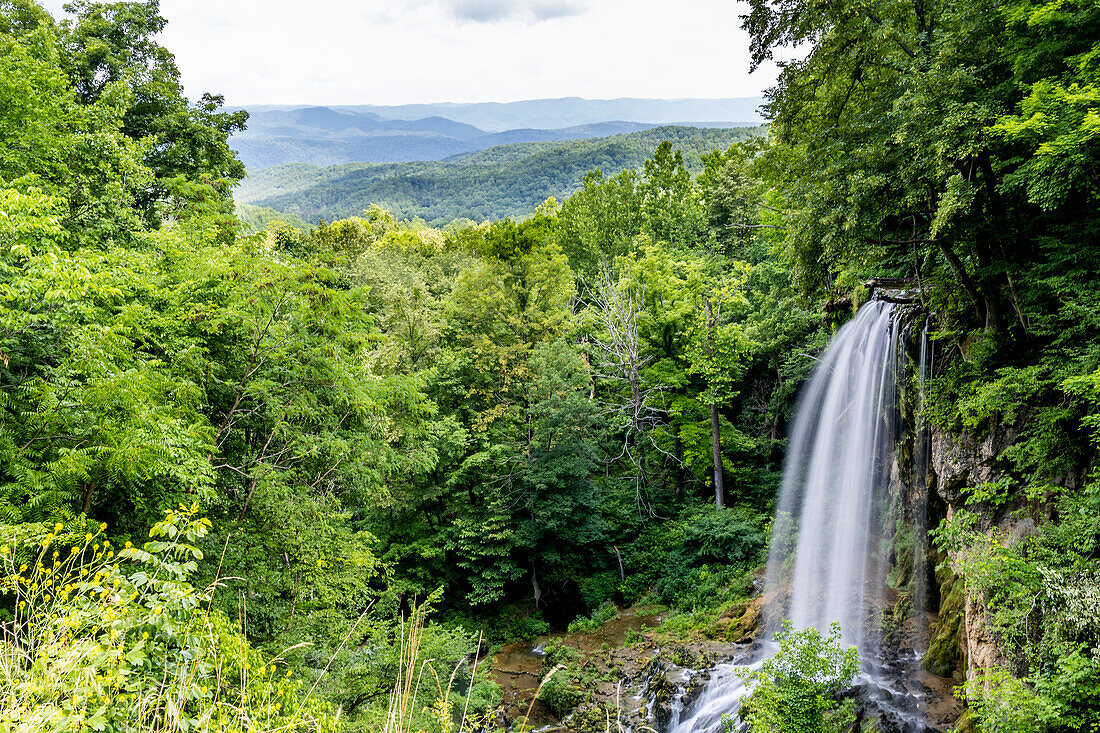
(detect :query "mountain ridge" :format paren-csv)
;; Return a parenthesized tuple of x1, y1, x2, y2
(231, 97, 764, 169)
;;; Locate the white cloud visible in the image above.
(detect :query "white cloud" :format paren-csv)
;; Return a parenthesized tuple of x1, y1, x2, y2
(444, 0, 586, 23)
(448, 0, 513, 22)
(33, 0, 784, 107)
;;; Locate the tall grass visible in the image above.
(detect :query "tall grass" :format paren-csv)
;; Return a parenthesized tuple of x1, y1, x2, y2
(382, 601, 489, 733)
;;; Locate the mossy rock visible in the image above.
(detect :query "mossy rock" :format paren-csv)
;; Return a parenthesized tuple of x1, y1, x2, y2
(539, 673, 587, 719)
(923, 568, 964, 677)
(888, 540, 915, 590)
(953, 708, 979, 733)
(666, 644, 698, 668)
(859, 718, 888, 733)
(882, 592, 914, 647)
(565, 702, 617, 732)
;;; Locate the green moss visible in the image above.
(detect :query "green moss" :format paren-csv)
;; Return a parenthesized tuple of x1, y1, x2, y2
(923, 568, 964, 677)
(567, 702, 616, 732)
(953, 708, 979, 733)
(539, 673, 587, 719)
(888, 544, 915, 590)
(882, 593, 914, 646)
(541, 637, 582, 670)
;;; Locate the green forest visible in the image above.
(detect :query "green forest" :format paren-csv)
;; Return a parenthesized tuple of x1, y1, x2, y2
(234, 126, 763, 227)
(0, 1, 1098, 733)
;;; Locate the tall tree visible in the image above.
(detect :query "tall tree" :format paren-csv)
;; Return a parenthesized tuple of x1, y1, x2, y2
(61, 0, 248, 226)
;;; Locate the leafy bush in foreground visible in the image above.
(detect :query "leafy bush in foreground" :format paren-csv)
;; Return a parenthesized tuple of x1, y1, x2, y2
(0, 506, 335, 733)
(737, 622, 859, 733)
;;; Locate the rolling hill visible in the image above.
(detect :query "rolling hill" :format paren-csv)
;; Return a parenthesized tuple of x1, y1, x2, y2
(290, 96, 765, 131)
(236, 125, 765, 227)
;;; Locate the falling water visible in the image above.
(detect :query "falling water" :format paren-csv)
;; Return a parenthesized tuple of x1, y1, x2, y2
(667, 299, 917, 733)
(767, 299, 900, 647)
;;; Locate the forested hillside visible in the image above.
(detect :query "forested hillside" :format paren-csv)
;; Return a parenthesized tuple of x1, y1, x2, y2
(236, 126, 763, 226)
(2, 0, 1099, 732)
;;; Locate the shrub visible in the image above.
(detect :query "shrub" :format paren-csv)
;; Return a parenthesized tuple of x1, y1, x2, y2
(683, 506, 766, 566)
(0, 506, 336, 733)
(566, 600, 620, 634)
(538, 673, 586, 719)
(541, 637, 582, 669)
(577, 570, 620, 611)
(739, 621, 859, 733)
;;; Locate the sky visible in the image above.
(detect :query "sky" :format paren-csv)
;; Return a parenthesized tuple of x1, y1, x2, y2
(38, 0, 788, 107)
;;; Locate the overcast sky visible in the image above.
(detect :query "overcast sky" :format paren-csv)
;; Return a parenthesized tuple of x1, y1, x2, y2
(38, 0, 787, 106)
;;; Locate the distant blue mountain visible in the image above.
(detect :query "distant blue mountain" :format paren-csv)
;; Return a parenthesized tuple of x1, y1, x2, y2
(327, 96, 765, 131)
(232, 98, 764, 169)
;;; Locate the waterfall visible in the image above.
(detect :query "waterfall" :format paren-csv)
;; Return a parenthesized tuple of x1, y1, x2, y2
(668, 299, 921, 733)
(766, 299, 900, 648)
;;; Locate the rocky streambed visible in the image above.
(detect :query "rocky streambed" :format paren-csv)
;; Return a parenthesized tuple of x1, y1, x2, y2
(484, 588, 963, 733)
(485, 599, 764, 732)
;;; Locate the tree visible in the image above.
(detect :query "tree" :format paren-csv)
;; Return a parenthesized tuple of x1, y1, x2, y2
(640, 141, 708, 247)
(557, 168, 643, 278)
(742, 0, 1022, 329)
(0, 186, 214, 526)
(618, 243, 752, 506)
(60, 0, 248, 225)
(516, 340, 605, 601)
(585, 266, 664, 513)
(698, 139, 771, 256)
(992, 0, 1100, 212)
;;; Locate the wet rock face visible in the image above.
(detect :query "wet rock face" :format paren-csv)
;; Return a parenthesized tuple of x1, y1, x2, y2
(961, 593, 1009, 683)
(647, 660, 688, 730)
(927, 422, 1039, 684)
(922, 566, 964, 679)
(930, 425, 1018, 506)
(678, 667, 712, 719)
(640, 647, 720, 730)
(928, 418, 1033, 671)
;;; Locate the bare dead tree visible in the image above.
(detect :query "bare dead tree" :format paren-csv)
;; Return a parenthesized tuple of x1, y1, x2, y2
(585, 268, 682, 515)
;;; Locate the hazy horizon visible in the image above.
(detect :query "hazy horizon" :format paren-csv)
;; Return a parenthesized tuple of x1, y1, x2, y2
(243, 94, 766, 108)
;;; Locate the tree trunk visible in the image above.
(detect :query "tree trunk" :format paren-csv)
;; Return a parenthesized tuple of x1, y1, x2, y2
(81, 483, 93, 516)
(710, 402, 725, 508)
(531, 565, 542, 607)
(706, 298, 725, 508)
(936, 239, 986, 324)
